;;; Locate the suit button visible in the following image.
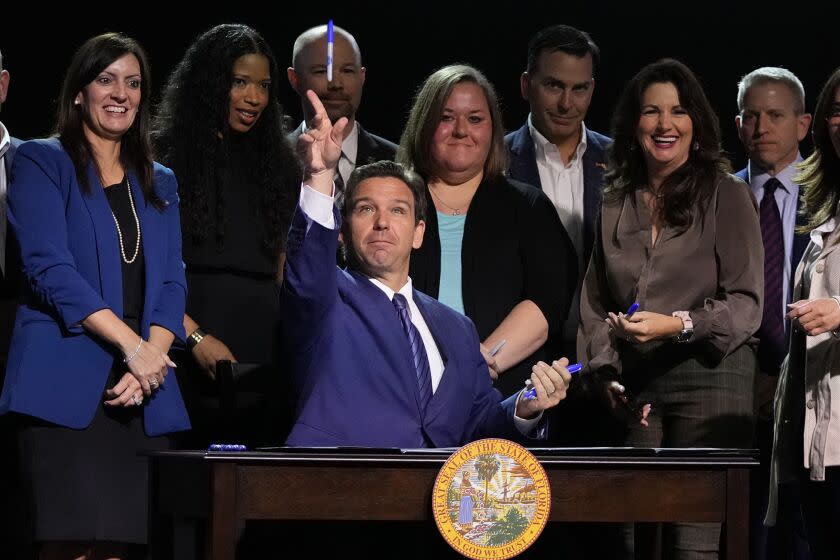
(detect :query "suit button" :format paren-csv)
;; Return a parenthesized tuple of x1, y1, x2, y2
(816, 262, 825, 273)
(807, 400, 816, 409)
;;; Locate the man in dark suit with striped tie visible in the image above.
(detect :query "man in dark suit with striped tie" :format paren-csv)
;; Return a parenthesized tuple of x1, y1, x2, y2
(735, 66, 812, 560)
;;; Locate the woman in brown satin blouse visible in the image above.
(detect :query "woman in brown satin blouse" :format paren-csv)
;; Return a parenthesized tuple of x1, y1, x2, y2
(578, 58, 763, 558)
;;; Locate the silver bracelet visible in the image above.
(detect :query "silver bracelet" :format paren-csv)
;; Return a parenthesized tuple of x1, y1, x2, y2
(123, 338, 143, 364)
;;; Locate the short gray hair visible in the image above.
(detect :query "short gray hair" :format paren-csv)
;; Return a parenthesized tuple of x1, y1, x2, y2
(737, 66, 806, 114)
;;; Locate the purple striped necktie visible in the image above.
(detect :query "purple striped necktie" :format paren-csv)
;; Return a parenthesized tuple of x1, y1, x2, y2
(392, 293, 433, 411)
(758, 177, 786, 372)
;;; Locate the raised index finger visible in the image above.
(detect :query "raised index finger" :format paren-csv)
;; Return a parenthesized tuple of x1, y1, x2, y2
(305, 89, 328, 121)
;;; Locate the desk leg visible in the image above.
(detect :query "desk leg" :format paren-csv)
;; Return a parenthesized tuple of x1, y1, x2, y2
(726, 467, 750, 560)
(208, 463, 238, 560)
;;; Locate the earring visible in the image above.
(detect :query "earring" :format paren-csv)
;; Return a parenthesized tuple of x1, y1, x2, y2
(692, 141, 699, 151)
(74, 99, 81, 106)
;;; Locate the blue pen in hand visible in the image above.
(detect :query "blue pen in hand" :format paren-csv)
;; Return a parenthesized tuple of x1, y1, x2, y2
(523, 363, 582, 400)
(625, 302, 640, 318)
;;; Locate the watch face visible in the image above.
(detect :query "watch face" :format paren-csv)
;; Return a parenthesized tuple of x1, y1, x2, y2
(676, 329, 693, 342)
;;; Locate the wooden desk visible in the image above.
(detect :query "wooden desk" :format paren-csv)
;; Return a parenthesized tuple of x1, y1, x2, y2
(149, 448, 756, 559)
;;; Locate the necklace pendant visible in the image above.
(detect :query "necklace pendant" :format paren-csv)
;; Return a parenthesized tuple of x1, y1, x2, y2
(452, 209, 460, 215)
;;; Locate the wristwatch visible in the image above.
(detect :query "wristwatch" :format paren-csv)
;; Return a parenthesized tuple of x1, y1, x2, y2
(186, 327, 206, 350)
(672, 311, 694, 343)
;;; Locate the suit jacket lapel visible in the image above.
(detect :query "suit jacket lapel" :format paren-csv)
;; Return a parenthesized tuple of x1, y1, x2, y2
(581, 130, 607, 265)
(508, 125, 542, 191)
(347, 269, 424, 409)
(80, 165, 123, 317)
(413, 293, 457, 427)
(133, 173, 162, 335)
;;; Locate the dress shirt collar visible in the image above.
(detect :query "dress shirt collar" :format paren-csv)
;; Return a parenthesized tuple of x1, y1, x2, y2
(369, 276, 416, 310)
(748, 153, 804, 194)
(527, 114, 587, 165)
(811, 217, 837, 249)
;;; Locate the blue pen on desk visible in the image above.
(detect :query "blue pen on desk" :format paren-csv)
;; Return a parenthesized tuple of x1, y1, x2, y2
(326, 20, 334, 82)
(208, 444, 247, 452)
(523, 363, 582, 400)
(625, 302, 640, 318)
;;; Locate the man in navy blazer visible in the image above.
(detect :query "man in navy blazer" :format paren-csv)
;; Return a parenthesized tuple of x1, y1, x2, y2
(735, 66, 812, 560)
(505, 25, 611, 364)
(505, 26, 616, 451)
(282, 92, 573, 448)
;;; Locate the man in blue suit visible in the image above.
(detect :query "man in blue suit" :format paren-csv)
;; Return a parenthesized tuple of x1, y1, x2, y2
(505, 25, 611, 363)
(735, 66, 812, 560)
(282, 91, 573, 448)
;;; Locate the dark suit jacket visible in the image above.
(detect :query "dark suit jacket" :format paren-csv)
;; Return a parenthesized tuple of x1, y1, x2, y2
(0, 136, 22, 363)
(280, 205, 525, 447)
(410, 176, 576, 397)
(0, 138, 190, 435)
(287, 122, 398, 168)
(505, 124, 612, 267)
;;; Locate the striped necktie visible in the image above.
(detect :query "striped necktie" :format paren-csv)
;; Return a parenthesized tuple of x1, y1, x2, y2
(757, 177, 786, 372)
(392, 293, 433, 412)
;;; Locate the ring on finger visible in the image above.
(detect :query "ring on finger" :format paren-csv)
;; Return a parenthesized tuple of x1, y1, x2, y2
(149, 378, 159, 389)
(132, 394, 143, 406)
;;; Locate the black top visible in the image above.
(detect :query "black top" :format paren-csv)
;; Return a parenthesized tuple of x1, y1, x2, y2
(410, 175, 577, 397)
(104, 177, 144, 335)
(181, 136, 280, 363)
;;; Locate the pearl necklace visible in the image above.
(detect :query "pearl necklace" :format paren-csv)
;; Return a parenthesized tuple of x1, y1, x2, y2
(111, 178, 141, 264)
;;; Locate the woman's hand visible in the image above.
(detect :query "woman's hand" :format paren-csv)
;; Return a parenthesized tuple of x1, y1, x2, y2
(124, 339, 176, 396)
(104, 372, 145, 408)
(788, 298, 840, 336)
(191, 335, 237, 380)
(606, 310, 683, 344)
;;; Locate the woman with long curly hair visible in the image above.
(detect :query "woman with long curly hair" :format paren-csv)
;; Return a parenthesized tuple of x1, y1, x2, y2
(153, 23, 299, 447)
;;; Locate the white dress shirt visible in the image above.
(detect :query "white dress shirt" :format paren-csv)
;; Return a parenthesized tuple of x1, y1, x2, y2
(528, 115, 587, 344)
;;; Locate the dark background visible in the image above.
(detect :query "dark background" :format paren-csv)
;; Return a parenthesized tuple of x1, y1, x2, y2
(2, 4, 837, 168)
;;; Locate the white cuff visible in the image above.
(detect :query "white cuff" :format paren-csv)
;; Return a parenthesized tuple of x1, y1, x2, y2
(299, 183, 336, 229)
(513, 390, 543, 435)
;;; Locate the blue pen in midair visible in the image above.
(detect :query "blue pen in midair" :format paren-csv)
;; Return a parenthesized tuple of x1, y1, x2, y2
(326, 20, 334, 82)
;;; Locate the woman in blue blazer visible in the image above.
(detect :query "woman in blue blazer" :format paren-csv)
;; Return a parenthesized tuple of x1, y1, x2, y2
(0, 33, 189, 559)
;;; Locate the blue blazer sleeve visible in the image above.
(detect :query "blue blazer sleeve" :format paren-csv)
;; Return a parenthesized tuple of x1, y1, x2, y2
(8, 140, 109, 332)
(148, 165, 187, 341)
